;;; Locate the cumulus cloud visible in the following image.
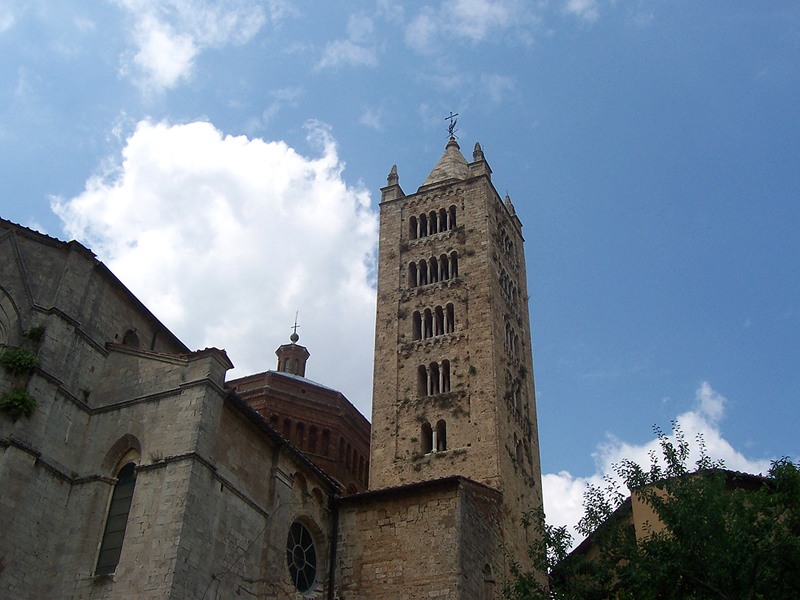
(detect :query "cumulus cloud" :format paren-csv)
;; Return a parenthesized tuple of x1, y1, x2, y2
(114, 0, 267, 93)
(542, 381, 772, 546)
(52, 120, 378, 415)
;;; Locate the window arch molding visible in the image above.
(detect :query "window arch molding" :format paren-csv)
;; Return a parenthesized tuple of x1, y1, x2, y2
(286, 517, 324, 594)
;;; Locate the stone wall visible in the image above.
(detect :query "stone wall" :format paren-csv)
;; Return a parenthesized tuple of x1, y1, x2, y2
(336, 477, 504, 600)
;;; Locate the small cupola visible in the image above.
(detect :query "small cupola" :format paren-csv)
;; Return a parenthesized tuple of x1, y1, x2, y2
(275, 328, 310, 377)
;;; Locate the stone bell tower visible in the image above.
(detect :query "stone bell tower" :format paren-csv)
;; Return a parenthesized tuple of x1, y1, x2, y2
(368, 134, 544, 563)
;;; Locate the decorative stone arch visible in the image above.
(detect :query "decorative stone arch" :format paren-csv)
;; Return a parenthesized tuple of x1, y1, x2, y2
(101, 434, 142, 476)
(121, 329, 140, 348)
(285, 515, 325, 595)
(0, 286, 22, 348)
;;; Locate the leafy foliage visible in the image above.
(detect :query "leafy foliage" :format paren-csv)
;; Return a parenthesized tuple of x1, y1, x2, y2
(0, 387, 37, 419)
(0, 347, 39, 377)
(506, 423, 800, 600)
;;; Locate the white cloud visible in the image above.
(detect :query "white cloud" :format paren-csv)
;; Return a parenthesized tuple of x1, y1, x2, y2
(404, 0, 533, 53)
(114, 0, 267, 94)
(316, 15, 378, 71)
(359, 107, 384, 131)
(0, 5, 15, 33)
(52, 120, 378, 416)
(542, 381, 772, 546)
(316, 39, 378, 70)
(564, 0, 600, 22)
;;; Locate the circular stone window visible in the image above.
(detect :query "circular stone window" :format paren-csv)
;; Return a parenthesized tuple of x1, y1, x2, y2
(286, 521, 317, 593)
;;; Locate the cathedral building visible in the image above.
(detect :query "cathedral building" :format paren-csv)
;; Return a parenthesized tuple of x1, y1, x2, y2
(0, 135, 543, 598)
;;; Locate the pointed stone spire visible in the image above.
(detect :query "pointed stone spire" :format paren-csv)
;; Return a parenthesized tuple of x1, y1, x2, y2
(504, 193, 516, 216)
(473, 142, 485, 162)
(419, 136, 472, 190)
(387, 164, 399, 186)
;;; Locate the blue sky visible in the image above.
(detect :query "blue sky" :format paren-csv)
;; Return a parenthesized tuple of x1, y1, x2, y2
(2, 1, 798, 532)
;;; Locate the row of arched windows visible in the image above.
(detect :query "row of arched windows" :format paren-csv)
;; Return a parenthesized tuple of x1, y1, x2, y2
(506, 371, 524, 414)
(270, 415, 367, 486)
(409, 205, 457, 240)
(417, 360, 451, 397)
(499, 227, 518, 270)
(408, 252, 459, 288)
(412, 304, 455, 340)
(505, 320, 521, 359)
(500, 267, 520, 318)
(421, 419, 447, 453)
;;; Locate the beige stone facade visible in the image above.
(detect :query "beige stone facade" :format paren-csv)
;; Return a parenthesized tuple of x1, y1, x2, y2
(0, 135, 543, 598)
(369, 138, 543, 569)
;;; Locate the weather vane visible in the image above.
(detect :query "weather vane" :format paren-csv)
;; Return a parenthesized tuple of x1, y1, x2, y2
(445, 111, 459, 137)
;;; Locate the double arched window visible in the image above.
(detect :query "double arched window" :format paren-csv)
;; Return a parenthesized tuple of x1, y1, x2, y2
(421, 419, 448, 453)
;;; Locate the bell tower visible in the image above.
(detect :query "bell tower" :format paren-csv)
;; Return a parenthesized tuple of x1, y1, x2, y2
(369, 134, 543, 562)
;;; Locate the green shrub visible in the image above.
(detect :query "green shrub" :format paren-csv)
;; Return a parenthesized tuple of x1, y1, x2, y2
(0, 347, 39, 377)
(0, 387, 37, 419)
(24, 326, 45, 344)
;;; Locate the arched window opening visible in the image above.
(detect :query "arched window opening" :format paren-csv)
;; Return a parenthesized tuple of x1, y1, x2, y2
(270, 414, 279, 428)
(346, 443, 353, 470)
(418, 365, 428, 396)
(412, 311, 422, 340)
(293, 358, 300, 374)
(419, 260, 428, 286)
(419, 213, 428, 237)
(515, 437, 524, 466)
(296, 422, 305, 449)
(122, 329, 140, 348)
(435, 420, 447, 452)
(434, 306, 444, 336)
(339, 437, 345, 461)
(449, 205, 457, 229)
(321, 430, 330, 456)
(439, 254, 449, 280)
(308, 426, 318, 454)
(286, 521, 317, 593)
(429, 257, 439, 283)
(441, 360, 451, 393)
(283, 418, 292, 439)
(446, 304, 455, 333)
(450, 251, 458, 278)
(95, 462, 137, 575)
(409, 216, 418, 240)
(439, 207, 448, 230)
(430, 210, 438, 234)
(421, 422, 433, 453)
(423, 309, 433, 339)
(409, 262, 418, 288)
(429, 362, 441, 395)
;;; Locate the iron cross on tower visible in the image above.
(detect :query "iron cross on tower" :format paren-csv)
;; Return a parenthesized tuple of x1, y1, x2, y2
(445, 111, 459, 137)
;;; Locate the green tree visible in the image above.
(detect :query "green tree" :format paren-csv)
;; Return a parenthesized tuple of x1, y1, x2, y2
(506, 424, 800, 600)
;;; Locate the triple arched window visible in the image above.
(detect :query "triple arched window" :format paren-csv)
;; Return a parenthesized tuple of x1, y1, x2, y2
(408, 252, 459, 288)
(409, 205, 458, 240)
(412, 304, 455, 340)
(417, 360, 451, 396)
